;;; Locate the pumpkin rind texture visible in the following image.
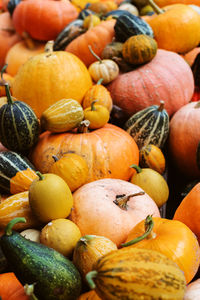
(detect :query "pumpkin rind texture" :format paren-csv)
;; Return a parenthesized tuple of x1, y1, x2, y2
(90, 247, 186, 300)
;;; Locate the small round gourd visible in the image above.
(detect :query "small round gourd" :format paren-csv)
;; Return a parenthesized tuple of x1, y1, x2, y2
(122, 34, 157, 65)
(139, 144, 166, 174)
(83, 101, 110, 129)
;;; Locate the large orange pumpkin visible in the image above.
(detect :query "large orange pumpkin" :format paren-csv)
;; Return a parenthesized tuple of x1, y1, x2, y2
(0, 273, 30, 300)
(70, 178, 160, 246)
(155, 0, 200, 7)
(30, 124, 139, 182)
(107, 49, 194, 117)
(12, 42, 92, 118)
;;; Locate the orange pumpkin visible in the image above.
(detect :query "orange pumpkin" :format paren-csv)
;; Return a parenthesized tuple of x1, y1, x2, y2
(77, 291, 102, 300)
(30, 124, 139, 182)
(70, 178, 160, 246)
(182, 47, 200, 66)
(0, 72, 14, 97)
(0, 273, 30, 300)
(155, 0, 200, 7)
(123, 216, 200, 284)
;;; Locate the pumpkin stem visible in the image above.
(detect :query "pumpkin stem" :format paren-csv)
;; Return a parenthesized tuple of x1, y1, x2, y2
(52, 155, 59, 162)
(88, 45, 102, 63)
(86, 270, 98, 290)
(91, 100, 98, 111)
(194, 101, 200, 109)
(130, 164, 142, 173)
(0, 64, 8, 81)
(22, 32, 35, 50)
(157, 100, 165, 112)
(121, 215, 155, 247)
(44, 40, 54, 55)
(77, 120, 90, 133)
(5, 217, 26, 236)
(0, 64, 14, 105)
(148, 0, 164, 14)
(24, 283, 39, 300)
(113, 192, 145, 211)
(97, 78, 104, 85)
(36, 171, 45, 181)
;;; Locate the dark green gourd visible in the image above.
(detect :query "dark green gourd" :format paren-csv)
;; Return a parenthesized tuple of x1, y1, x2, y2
(124, 101, 169, 149)
(0, 218, 82, 300)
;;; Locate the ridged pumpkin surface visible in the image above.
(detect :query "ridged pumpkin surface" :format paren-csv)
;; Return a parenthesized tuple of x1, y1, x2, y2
(107, 49, 194, 117)
(91, 247, 186, 299)
(12, 49, 93, 118)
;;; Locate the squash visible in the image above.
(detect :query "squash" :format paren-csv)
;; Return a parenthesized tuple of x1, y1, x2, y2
(0, 272, 29, 300)
(0, 150, 37, 194)
(12, 0, 78, 41)
(122, 215, 200, 284)
(155, 0, 200, 8)
(83, 15, 101, 30)
(184, 279, 200, 300)
(101, 41, 123, 60)
(139, 144, 166, 174)
(124, 101, 169, 149)
(70, 178, 160, 246)
(40, 98, 84, 133)
(86, 247, 186, 299)
(12, 41, 92, 118)
(0, 72, 13, 97)
(182, 47, 200, 67)
(77, 291, 102, 300)
(122, 34, 157, 65)
(83, 101, 110, 129)
(118, 3, 139, 15)
(49, 153, 89, 192)
(107, 49, 194, 117)
(88, 1, 118, 14)
(0, 191, 39, 231)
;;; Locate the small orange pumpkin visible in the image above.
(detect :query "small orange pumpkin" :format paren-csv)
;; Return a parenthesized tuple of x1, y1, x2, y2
(0, 273, 30, 300)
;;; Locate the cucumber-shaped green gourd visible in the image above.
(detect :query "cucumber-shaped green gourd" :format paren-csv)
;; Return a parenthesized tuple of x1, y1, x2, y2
(0, 217, 82, 300)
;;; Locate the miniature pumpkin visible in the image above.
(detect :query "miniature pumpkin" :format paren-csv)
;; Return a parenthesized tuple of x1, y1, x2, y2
(0, 272, 29, 300)
(83, 101, 110, 129)
(88, 1, 118, 14)
(139, 144, 166, 174)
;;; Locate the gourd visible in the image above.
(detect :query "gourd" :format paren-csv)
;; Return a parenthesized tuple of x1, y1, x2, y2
(139, 144, 166, 174)
(83, 101, 110, 129)
(88, 1, 118, 14)
(20, 228, 40, 243)
(118, 3, 139, 15)
(40, 98, 84, 133)
(0, 150, 37, 194)
(86, 247, 186, 299)
(7, 0, 21, 16)
(83, 15, 101, 30)
(124, 101, 169, 149)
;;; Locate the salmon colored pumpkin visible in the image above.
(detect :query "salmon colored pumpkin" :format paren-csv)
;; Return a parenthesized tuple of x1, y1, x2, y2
(66, 19, 116, 67)
(107, 49, 194, 117)
(123, 216, 200, 284)
(70, 178, 160, 246)
(30, 124, 139, 182)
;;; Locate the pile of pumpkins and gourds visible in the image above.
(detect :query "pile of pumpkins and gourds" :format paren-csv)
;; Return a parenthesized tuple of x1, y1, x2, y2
(0, 0, 200, 299)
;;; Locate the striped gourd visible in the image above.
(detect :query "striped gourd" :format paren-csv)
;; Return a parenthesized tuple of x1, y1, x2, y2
(86, 247, 186, 300)
(124, 101, 169, 149)
(0, 151, 37, 194)
(0, 82, 40, 153)
(40, 98, 84, 133)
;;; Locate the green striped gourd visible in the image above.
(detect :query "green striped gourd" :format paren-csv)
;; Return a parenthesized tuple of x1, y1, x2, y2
(124, 100, 169, 149)
(86, 247, 186, 300)
(0, 82, 40, 153)
(0, 151, 37, 194)
(40, 98, 84, 133)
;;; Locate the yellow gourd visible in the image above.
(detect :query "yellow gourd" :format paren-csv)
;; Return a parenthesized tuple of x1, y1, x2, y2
(83, 101, 110, 129)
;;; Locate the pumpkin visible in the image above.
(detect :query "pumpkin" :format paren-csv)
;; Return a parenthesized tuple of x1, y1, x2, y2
(191, 52, 200, 102)
(184, 279, 200, 300)
(182, 47, 200, 67)
(70, 178, 160, 246)
(0, 191, 39, 231)
(0, 72, 13, 97)
(49, 153, 89, 192)
(146, 1, 200, 54)
(101, 41, 123, 60)
(82, 78, 113, 112)
(139, 144, 166, 174)
(154, 0, 200, 7)
(40, 98, 84, 133)
(86, 247, 186, 299)
(73, 235, 117, 281)
(168, 101, 200, 179)
(0, 272, 29, 300)
(83, 101, 110, 129)
(123, 215, 200, 284)
(77, 291, 102, 300)
(30, 124, 140, 182)
(88, 1, 118, 14)
(173, 183, 200, 244)
(107, 49, 194, 117)
(29, 172, 73, 223)
(66, 19, 116, 67)
(122, 34, 157, 65)
(118, 3, 139, 15)
(0, 12, 21, 69)
(0, 150, 37, 195)
(12, 41, 92, 118)
(12, 0, 78, 41)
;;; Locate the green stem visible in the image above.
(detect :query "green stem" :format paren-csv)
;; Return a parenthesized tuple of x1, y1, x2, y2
(86, 270, 98, 290)
(1, 64, 8, 81)
(91, 100, 98, 111)
(121, 215, 154, 247)
(88, 45, 102, 63)
(130, 164, 142, 173)
(5, 83, 14, 105)
(5, 217, 26, 236)
(36, 171, 45, 180)
(97, 78, 104, 85)
(148, 0, 163, 14)
(113, 191, 145, 211)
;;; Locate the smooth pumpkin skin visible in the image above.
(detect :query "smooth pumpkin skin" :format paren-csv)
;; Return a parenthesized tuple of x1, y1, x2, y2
(124, 217, 200, 284)
(168, 101, 200, 179)
(107, 49, 194, 117)
(30, 124, 140, 182)
(70, 178, 160, 246)
(182, 47, 200, 66)
(12, 47, 93, 118)
(0, 273, 29, 300)
(83, 104, 110, 129)
(10, 168, 38, 195)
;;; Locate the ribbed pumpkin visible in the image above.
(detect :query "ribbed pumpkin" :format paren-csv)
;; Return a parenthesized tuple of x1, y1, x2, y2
(123, 216, 200, 284)
(139, 144, 166, 174)
(0, 150, 37, 194)
(12, 41, 92, 118)
(40, 98, 84, 133)
(12, 0, 78, 41)
(124, 101, 169, 149)
(30, 124, 139, 181)
(86, 247, 186, 299)
(122, 34, 157, 65)
(107, 49, 194, 117)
